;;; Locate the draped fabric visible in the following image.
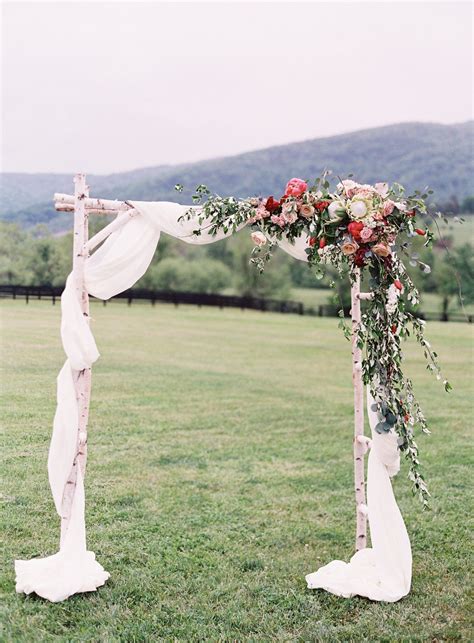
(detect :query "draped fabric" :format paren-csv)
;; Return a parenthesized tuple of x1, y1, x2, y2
(15, 202, 411, 602)
(305, 389, 411, 601)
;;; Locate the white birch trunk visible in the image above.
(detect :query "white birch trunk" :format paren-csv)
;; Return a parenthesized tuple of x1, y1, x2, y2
(60, 173, 92, 546)
(351, 268, 368, 550)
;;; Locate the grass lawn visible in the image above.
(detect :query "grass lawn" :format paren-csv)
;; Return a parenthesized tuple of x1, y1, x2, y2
(434, 215, 474, 247)
(1, 300, 473, 641)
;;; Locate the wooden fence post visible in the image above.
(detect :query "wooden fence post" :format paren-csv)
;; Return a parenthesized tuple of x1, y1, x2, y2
(60, 173, 92, 546)
(351, 268, 368, 551)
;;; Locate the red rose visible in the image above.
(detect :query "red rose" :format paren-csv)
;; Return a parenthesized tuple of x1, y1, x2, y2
(415, 228, 426, 236)
(407, 210, 416, 217)
(353, 247, 367, 267)
(404, 414, 410, 422)
(315, 200, 330, 212)
(319, 237, 326, 249)
(394, 279, 403, 291)
(347, 221, 364, 241)
(265, 196, 281, 213)
(391, 324, 397, 334)
(309, 237, 317, 247)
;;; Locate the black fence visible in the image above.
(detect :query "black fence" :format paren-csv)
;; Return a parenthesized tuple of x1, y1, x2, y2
(0, 284, 471, 322)
(0, 284, 304, 315)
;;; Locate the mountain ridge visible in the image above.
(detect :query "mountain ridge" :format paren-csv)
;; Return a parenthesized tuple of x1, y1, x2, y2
(2, 121, 472, 231)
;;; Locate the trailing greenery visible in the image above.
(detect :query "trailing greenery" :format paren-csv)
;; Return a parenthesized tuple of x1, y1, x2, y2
(179, 174, 460, 505)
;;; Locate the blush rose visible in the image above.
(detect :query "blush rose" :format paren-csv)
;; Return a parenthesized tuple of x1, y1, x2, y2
(341, 238, 359, 255)
(372, 243, 391, 257)
(299, 203, 315, 219)
(251, 231, 267, 246)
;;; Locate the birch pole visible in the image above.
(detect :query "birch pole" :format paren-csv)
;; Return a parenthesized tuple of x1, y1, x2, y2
(351, 268, 368, 550)
(60, 173, 91, 545)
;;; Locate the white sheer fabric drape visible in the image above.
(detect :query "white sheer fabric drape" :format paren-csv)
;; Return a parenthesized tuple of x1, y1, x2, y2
(15, 202, 411, 603)
(305, 389, 411, 601)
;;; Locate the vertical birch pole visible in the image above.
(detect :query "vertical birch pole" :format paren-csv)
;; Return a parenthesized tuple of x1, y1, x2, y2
(351, 268, 367, 550)
(60, 173, 91, 545)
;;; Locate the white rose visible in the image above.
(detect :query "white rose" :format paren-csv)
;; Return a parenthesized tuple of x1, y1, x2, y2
(328, 200, 345, 221)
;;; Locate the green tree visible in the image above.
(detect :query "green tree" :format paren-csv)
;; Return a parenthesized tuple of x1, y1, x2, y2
(25, 230, 65, 286)
(186, 258, 231, 293)
(432, 244, 473, 319)
(0, 223, 32, 284)
(461, 196, 474, 213)
(230, 234, 291, 299)
(136, 257, 231, 293)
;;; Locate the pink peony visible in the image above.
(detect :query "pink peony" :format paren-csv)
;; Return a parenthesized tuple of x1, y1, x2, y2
(285, 178, 308, 197)
(271, 214, 286, 227)
(282, 201, 298, 224)
(251, 231, 267, 246)
(255, 204, 269, 220)
(360, 226, 374, 242)
(383, 200, 395, 216)
(248, 204, 268, 224)
(283, 211, 298, 224)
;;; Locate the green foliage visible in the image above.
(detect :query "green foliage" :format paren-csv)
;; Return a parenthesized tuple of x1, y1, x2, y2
(461, 195, 474, 213)
(136, 257, 232, 294)
(24, 236, 68, 287)
(229, 235, 292, 299)
(0, 222, 30, 283)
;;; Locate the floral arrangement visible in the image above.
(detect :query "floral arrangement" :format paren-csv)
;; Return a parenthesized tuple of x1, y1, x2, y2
(178, 174, 450, 505)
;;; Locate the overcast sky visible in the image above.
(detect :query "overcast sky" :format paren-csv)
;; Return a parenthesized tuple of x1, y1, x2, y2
(2, 1, 472, 174)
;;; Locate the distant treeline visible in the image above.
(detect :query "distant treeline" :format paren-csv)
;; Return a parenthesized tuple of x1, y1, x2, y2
(0, 215, 473, 317)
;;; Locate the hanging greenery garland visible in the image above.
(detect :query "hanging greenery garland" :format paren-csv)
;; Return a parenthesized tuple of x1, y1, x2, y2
(178, 173, 451, 506)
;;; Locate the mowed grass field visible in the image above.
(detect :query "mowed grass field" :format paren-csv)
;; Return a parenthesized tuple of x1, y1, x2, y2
(1, 300, 473, 641)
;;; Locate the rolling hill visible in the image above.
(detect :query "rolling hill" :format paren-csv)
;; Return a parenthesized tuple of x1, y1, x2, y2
(1, 121, 472, 231)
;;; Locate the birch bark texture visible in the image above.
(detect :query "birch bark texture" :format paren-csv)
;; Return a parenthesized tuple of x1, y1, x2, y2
(351, 268, 368, 550)
(60, 173, 92, 546)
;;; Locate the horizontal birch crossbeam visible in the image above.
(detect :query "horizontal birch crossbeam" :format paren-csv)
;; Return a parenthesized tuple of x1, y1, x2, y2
(55, 204, 128, 216)
(54, 192, 139, 253)
(54, 193, 132, 213)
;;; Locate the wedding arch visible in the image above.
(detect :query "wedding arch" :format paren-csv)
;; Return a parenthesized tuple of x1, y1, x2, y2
(15, 172, 447, 604)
